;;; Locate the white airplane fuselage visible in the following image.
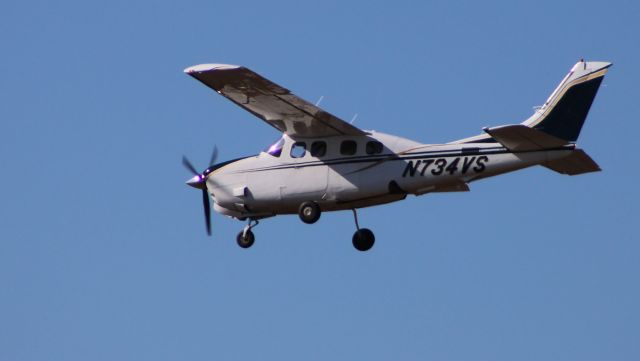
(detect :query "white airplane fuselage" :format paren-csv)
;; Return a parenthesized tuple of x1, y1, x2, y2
(207, 132, 573, 219)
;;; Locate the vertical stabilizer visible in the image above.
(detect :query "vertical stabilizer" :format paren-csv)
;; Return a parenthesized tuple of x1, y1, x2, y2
(522, 60, 611, 142)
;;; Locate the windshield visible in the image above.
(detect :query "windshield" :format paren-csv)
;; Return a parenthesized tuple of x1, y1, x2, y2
(263, 136, 285, 157)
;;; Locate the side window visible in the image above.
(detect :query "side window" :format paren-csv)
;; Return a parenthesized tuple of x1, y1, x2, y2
(290, 142, 307, 158)
(310, 141, 327, 157)
(366, 141, 383, 155)
(340, 140, 357, 156)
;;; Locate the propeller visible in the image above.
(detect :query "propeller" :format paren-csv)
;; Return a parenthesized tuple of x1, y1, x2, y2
(183, 147, 218, 236)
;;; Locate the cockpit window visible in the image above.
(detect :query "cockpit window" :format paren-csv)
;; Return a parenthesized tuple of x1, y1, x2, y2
(290, 142, 307, 158)
(264, 137, 285, 157)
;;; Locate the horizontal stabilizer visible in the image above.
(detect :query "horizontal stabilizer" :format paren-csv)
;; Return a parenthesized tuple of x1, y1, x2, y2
(544, 149, 601, 175)
(483, 124, 569, 151)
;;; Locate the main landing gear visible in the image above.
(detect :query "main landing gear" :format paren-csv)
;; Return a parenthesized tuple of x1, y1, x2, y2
(236, 219, 259, 249)
(296, 201, 375, 251)
(236, 204, 375, 251)
(351, 209, 375, 251)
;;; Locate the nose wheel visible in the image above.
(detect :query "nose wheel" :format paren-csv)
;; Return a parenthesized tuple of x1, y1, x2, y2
(351, 209, 375, 251)
(236, 219, 259, 249)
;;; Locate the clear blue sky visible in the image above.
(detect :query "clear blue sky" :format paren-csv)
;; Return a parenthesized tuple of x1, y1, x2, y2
(1, 0, 638, 360)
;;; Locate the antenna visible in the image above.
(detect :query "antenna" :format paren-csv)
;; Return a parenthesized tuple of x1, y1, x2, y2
(315, 95, 324, 106)
(350, 113, 359, 124)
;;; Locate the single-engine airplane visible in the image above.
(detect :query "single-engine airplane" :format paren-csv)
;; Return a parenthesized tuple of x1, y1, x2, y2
(183, 59, 611, 251)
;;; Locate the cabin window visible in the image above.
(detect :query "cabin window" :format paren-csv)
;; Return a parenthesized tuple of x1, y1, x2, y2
(264, 137, 284, 157)
(290, 142, 307, 158)
(310, 141, 327, 157)
(340, 140, 357, 155)
(366, 141, 383, 154)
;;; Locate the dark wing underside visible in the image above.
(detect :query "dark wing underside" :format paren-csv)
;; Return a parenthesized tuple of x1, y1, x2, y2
(185, 64, 366, 138)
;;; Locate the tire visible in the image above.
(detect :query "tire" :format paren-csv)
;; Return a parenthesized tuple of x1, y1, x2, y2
(352, 228, 375, 251)
(298, 201, 321, 224)
(236, 229, 255, 248)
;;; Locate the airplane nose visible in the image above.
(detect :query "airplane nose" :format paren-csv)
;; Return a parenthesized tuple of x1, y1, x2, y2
(186, 174, 206, 189)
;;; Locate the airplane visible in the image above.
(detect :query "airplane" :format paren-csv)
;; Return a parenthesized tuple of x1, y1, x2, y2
(182, 59, 611, 251)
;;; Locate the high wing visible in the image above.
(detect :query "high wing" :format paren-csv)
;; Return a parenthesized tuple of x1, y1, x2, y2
(184, 64, 367, 138)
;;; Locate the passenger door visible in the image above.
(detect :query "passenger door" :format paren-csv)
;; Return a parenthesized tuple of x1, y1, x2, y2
(280, 140, 329, 202)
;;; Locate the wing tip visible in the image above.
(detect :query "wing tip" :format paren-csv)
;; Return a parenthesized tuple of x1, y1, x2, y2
(184, 63, 241, 74)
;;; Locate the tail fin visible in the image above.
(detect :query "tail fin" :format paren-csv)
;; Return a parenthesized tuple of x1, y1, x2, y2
(522, 60, 611, 142)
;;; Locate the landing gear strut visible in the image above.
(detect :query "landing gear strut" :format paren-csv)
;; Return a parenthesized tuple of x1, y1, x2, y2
(236, 219, 259, 249)
(351, 209, 375, 251)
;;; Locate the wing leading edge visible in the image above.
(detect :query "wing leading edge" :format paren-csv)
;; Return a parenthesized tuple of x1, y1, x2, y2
(185, 64, 366, 138)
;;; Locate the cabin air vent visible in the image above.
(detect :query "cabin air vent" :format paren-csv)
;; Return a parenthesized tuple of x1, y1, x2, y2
(233, 186, 248, 197)
(461, 147, 479, 155)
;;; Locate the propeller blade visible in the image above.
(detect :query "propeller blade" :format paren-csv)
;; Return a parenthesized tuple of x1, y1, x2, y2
(208, 146, 218, 168)
(202, 188, 212, 236)
(183, 149, 217, 235)
(182, 156, 199, 176)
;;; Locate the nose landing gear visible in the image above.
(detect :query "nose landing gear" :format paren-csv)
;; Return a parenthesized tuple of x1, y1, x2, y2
(236, 219, 259, 249)
(351, 209, 375, 251)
